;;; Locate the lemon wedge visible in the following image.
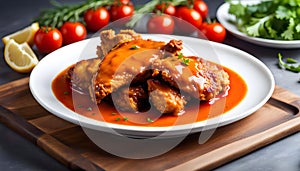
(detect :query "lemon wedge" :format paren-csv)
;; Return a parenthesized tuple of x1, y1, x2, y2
(2, 22, 39, 46)
(4, 39, 39, 73)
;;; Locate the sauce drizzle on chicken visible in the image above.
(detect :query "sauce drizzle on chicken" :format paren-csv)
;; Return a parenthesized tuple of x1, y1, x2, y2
(54, 29, 247, 124)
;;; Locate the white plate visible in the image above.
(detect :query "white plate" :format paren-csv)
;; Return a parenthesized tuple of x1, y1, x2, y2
(29, 35, 275, 138)
(217, 1, 300, 48)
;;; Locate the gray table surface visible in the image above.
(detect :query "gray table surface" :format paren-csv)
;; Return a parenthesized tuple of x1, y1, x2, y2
(1, 0, 300, 170)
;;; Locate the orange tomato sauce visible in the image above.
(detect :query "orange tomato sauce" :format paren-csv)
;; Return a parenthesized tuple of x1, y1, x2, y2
(52, 66, 247, 127)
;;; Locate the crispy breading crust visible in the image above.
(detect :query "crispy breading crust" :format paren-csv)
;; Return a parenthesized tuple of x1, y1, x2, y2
(96, 29, 141, 59)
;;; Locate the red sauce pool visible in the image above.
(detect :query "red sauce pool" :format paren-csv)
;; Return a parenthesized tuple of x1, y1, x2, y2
(52, 66, 247, 127)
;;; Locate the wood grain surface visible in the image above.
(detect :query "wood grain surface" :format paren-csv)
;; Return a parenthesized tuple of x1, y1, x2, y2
(0, 77, 299, 171)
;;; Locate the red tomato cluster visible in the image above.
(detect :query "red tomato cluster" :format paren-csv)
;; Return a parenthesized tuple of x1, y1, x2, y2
(34, 0, 134, 54)
(147, 0, 226, 42)
(34, 22, 87, 54)
(34, 0, 226, 54)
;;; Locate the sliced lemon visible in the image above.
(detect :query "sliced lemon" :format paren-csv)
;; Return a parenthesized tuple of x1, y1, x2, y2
(4, 39, 39, 73)
(2, 22, 39, 46)
(20, 42, 37, 58)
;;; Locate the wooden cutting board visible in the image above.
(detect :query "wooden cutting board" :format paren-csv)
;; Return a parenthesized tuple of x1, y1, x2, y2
(0, 77, 300, 171)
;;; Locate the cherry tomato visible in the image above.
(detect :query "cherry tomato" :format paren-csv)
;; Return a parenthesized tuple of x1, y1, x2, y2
(113, 0, 130, 5)
(110, 3, 134, 21)
(84, 7, 110, 31)
(175, 6, 202, 33)
(199, 22, 226, 42)
(193, 0, 208, 19)
(147, 15, 174, 34)
(60, 22, 87, 45)
(34, 27, 63, 53)
(154, 2, 176, 16)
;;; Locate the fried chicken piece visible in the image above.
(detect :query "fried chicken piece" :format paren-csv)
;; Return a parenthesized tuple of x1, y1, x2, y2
(67, 30, 141, 93)
(152, 55, 230, 101)
(66, 29, 229, 116)
(113, 85, 149, 112)
(161, 39, 183, 56)
(147, 79, 186, 115)
(67, 58, 100, 92)
(93, 39, 168, 104)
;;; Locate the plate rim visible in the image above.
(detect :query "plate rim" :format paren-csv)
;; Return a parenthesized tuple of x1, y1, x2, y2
(29, 35, 275, 137)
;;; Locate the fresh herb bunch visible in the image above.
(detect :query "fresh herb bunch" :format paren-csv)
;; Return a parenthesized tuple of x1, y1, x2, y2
(35, 0, 114, 28)
(227, 0, 300, 40)
(126, 0, 188, 28)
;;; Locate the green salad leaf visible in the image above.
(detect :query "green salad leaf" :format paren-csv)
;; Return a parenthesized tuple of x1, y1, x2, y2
(227, 0, 300, 40)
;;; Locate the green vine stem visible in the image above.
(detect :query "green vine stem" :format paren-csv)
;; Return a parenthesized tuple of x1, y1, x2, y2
(34, 0, 114, 28)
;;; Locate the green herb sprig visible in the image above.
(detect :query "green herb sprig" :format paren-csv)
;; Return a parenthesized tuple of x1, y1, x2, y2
(126, 0, 187, 28)
(182, 58, 190, 66)
(35, 0, 114, 28)
(147, 117, 154, 123)
(177, 53, 190, 66)
(130, 44, 140, 50)
(278, 53, 300, 72)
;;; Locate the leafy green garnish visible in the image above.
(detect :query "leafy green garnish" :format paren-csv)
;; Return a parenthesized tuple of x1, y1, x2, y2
(147, 118, 154, 123)
(177, 53, 190, 66)
(130, 44, 140, 50)
(228, 0, 300, 40)
(182, 58, 190, 66)
(178, 53, 183, 59)
(286, 57, 298, 64)
(278, 53, 300, 72)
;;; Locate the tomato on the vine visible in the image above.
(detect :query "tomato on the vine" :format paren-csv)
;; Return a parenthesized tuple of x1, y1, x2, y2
(147, 15, 174, 34)
(34, 27, 63, 53)
(154, 2, 176, 16)
(199, 22, 226, 42)
(60, 22, 87, 45)
(193, 0, 208, 19)
(84, 7, 110, 31)
(110, 3, 134, 21)
(175, 6, 202, 33)
(113, 0, 130, 5)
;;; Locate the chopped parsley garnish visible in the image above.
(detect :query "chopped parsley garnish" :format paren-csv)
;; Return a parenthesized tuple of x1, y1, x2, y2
(77, 104, 83, 108)
(63, 91, 69, 95)
(177, 53, 190, 66)
(115, 117, 121, 121)
(87, 107, 93, 111)
(147, 118, 154, 123)
(123, 117, 128, 121)
(178, 53, 183, 59)
(182, 58, 190, 66)
(130, 44, 140, 50)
